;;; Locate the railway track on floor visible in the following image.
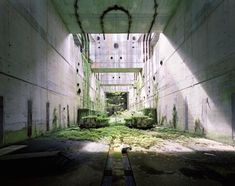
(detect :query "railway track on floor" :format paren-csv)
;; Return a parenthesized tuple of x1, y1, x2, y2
(101, 145, 136, 186)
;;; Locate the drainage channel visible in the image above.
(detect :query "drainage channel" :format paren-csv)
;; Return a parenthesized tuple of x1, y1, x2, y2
(101, 147, 136, 186)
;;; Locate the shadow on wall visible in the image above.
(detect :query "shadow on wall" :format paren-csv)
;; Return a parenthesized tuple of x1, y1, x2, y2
(157, 0, 235, 143)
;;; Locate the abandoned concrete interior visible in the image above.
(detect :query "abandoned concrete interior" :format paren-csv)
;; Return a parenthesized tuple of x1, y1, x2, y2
(0, 0, 235, 185)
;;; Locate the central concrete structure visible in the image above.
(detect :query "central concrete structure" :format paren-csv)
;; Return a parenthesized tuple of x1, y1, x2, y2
(0, 0, 235, 146)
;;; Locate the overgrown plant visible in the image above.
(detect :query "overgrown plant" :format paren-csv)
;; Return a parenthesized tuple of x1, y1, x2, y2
(80, 114, 109, 129)
(51, 125, 157, 149)
(121, 110, 154, 129)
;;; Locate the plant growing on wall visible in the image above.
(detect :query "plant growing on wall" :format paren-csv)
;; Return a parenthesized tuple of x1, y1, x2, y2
(82, 53, 92, 109)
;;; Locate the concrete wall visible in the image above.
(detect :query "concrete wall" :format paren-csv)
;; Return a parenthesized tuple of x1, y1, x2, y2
(0, 0, 104, 145)
(1, 0, 234, 145)
(90, 34, 141, 109)
(132, 0, 235, 143)
(90, 34, 141, 64)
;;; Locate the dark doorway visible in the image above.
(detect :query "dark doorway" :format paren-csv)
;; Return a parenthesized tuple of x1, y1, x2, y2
(105, 92, 128, 116)
(67, 105, 70, 127)
(184, 97, 188, 131)
(232, 94, 235, 139)
(27, 100, 33, 138)
(0, 96, 3, 145)
(46, 102, 50, 131)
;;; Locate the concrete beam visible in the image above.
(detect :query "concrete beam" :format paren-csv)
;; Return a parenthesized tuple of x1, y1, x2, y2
(100, 84, 133, 86)
(91, 62, 143, 73)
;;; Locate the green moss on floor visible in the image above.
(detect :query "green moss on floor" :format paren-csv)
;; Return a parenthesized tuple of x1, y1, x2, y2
(49, 124, 203, 149)
(206, 132, 234, 145)
(49, 125, 156, 148)
(152, 127, 204, 140)
(4, 128, 28, 144)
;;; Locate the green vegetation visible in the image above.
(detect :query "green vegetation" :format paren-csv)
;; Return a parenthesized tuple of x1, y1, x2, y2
(152, 127, 204, 140)
(120, 110, 155, 129)
(50, 125, 156, 148)
(106, 92, 127, 115)
(125, 116, 153, 129)
(49, 122, 203, 149)
(142, 108, 158, 124)
(81, 54, 105, 112)
(4, 128, 28, 144)
(80, 114, 109, 128)
(82, 54, 92, 109)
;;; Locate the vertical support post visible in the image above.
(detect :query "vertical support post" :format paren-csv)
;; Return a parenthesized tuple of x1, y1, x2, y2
(27, 100, 33, 137)
(46, 102, 50, 131)
(67, 105, 70, 127)
(0, 96, 3, 145)
(77, 109, 80, 126)
(126, 92, 129, 110)
(232, 94, 235, 139)
(202, 98, 208, 134)
(59, 104, 62, 128)
(184, 97, 188, 131)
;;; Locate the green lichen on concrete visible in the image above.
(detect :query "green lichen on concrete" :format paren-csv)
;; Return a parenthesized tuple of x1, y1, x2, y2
(80, 114, 109, 128)
(80, 36, 105, 112)
(4, 128, 28, 144)
(94, 79, 105, 112)
(206, 132, 234, 145)
(152, 127, 203, 140)
(82, 53, 92, 109)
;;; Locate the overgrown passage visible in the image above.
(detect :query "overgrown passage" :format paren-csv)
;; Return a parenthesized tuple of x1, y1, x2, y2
(1, 118, 235, 185)
(1, 0, 235, 185)
(50, 123, 203, 151)
(46, 117, 235, 185)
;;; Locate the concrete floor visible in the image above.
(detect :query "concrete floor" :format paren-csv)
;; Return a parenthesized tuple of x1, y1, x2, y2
(0, 138, 109, 186)
(1, 133, 235, 186)
(129, 151, 235, 186)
